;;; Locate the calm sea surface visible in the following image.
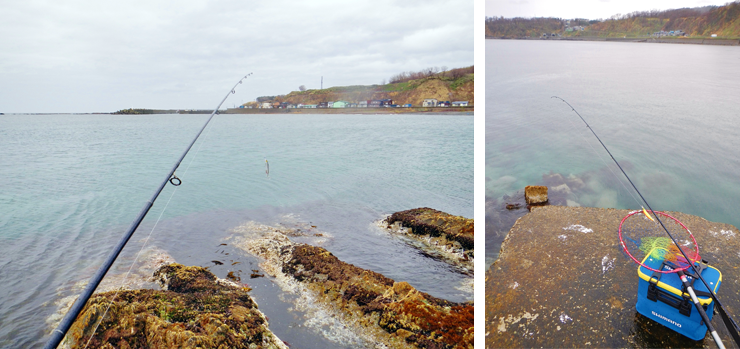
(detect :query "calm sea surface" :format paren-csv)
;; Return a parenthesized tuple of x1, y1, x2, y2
(0, 113, 472, 348)
(486, 39, 740, 268)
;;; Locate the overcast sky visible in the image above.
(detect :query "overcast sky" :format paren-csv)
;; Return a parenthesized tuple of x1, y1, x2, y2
(0, 0, 473, 113)
(486, 0, 731, 20)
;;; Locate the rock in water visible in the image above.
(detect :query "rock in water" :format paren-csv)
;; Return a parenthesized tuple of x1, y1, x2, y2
(63, 264, 288, 349)
(485, 206, 740, 348)
(384, 207, 474, 273)
(524, 185, 548, 204)
(238, 230, 474, 348)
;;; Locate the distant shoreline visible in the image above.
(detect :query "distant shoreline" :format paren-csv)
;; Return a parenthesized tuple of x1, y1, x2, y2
(486, 36, 740, 46)
(112, 107, 474, 115)
(2, 107, 473, 116)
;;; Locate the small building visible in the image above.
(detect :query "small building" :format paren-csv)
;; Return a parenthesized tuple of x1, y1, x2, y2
(303, 104, 317, 108)
(452, 101, 469, 107)
(260, 102, 272, 109)
(369, 100, 382, 107)
(438, 101, 451, 107)
(379, 99, 393, 107)
(402, 104, 412, 108)
(711, 34, 718, 37)
(332, 101, 349, 108)
(348, 103, 358, 108)
(317, 102, 328, 108)
(327, 101, 334, 108)
(422, 98, 438, 107)
(358, 101, 368, 108)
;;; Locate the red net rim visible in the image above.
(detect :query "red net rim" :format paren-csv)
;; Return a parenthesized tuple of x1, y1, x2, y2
(618, 210, 699, 273)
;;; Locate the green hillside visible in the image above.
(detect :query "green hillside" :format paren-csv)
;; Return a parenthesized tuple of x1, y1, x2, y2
(246, 66, 474, 108)
(486, 1, 740, 39)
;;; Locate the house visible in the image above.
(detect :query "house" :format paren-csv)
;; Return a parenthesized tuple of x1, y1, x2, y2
(327, 101, 334, 108)
(422, 98, 438, 107)
(379, 99, 393, 107)
(317, 102, 328, 108)
(452, 101, 468, 107)
(297, 103, 304, 108)
(332, 101, 349, 108)
(438, 101, 451, 107)
(402, 104, 412, 108)
(358, 101, 368, 108)
(302, 104, 317, 108)
(369, 100, 382, 107)
(348, 103, 358, 108)
(260, 102, 272, 109)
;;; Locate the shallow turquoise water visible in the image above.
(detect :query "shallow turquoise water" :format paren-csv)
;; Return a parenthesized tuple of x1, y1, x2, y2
(486, 39, 740, 266)
(0, 113, 472, 347)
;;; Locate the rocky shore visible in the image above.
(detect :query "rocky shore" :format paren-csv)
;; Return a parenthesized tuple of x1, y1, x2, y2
(60, 208, 473, 348)
(485, 205, 740, 348)
(234, 228, 474, 348)
(62, 264, 287, 349)
(383, 207, 474, 274)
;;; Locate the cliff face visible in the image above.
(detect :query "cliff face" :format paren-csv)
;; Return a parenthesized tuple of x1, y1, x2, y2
(485, 205, 740, 348)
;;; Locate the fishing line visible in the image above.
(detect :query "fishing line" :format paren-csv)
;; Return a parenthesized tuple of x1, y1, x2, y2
(552, 96, 740, 347)
(83, 185, 179, 349)
(82, 114, 219, 348)
(555, 98, 643, 208)
(45, 73, 253, 349)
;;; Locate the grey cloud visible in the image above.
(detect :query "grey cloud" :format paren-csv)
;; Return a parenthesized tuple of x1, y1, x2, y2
(0, 0, 472, 112)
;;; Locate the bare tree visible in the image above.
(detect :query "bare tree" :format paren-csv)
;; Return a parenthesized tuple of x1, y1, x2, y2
(299, 85, 306, 91)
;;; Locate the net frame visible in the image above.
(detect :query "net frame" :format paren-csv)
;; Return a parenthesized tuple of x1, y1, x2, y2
(618, 210, 700, 273)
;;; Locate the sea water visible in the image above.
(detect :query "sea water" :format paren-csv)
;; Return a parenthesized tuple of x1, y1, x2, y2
(486, 39, 740, 268)
(0, 113, 472, 347)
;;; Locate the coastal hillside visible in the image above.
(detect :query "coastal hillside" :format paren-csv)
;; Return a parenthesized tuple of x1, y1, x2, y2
(245, 66, 474, 108)
(486, 1, 740, 39)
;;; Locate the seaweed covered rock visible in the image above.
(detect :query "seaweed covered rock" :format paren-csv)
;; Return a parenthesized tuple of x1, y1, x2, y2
(63, 264, 287, 349)
(240, 231, 474, 349)
(384, 208, 474, 273)
(485, 206, 740, 348)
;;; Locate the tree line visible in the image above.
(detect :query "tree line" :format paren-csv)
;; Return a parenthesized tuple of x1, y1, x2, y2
(388, 66, 474, 84)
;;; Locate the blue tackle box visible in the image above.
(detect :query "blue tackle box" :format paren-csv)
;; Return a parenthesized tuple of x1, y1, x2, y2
(636, 248, 722, 341)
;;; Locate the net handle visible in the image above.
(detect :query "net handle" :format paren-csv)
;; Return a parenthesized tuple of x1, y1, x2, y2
(618, 210, 700, 273)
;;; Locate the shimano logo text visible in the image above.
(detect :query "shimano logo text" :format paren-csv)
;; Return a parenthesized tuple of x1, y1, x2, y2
(652, 311, 681, 328)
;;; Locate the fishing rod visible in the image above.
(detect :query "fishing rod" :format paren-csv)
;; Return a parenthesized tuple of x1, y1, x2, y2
(552, 96, 740, 347)
(45, 73, 253, 349)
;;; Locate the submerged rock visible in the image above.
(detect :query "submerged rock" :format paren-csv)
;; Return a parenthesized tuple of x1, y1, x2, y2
(384, 207, 474, 273)
(524, 185, 547, 204)
(485, 205, 740, 348)
(63, 264, 287, 349)
(237, 230, 474, 349)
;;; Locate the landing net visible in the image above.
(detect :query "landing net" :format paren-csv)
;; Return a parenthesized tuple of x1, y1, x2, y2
(618, 210, 700, 273)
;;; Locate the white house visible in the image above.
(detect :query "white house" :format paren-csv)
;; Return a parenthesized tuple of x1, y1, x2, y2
(422, 98, 438, 107)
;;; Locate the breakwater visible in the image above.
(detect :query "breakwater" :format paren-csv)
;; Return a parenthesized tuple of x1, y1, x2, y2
(485, 205, 740, 348)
